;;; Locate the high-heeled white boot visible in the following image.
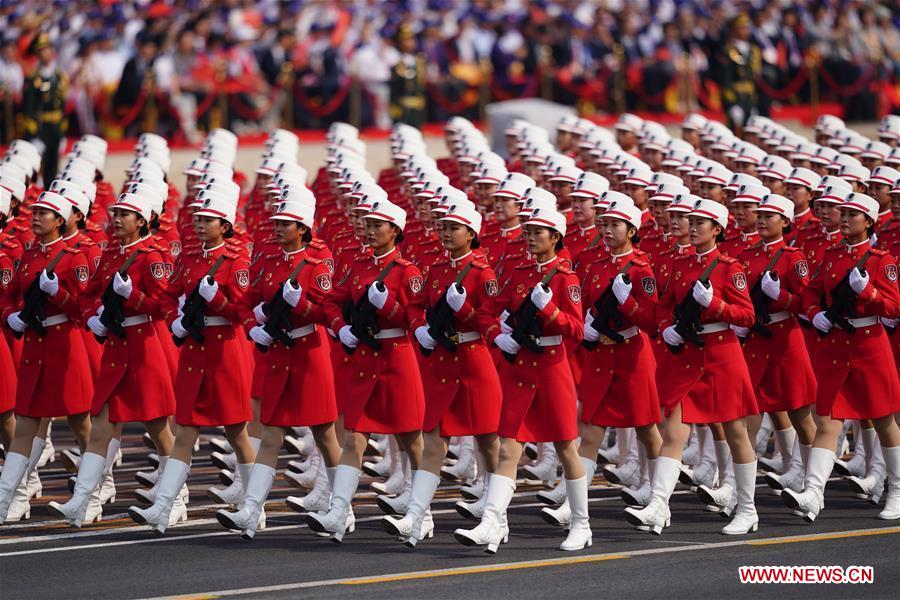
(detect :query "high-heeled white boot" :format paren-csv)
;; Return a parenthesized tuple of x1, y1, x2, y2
(560, 475, 592, 551)
(216, 464, 274, 539)
(382, 470, 439, 547)
(603, 434, 641, 488)
(542, 457, 597, 528)
(362, 436, 395, 477)
(834, 422, 866, 477)
(682, 426, 700, 466)
(681, 425, 717, 489)
(24, 438, 45, 501)
(782, 447, 834, 522)
(523, 443, 559, 484)
(1, 437, 46, 524)
(878, 445, 900, 520)
(624, 456, 679, 534)
(305, 465, 360, 542)
(456, 472, 491, 520)
(760, 426, 792, 473)
(454, 474, 515, 554)
(722, 461, 759, 535)
(621, 448, 652, 507)
(128, 458, 190, 534)
(371, 448, 407, 496)
(766, 436, 809, 494)
(48, 452, 106, 527)
(697, 440, 735, 515)
(847, 429, 886, 504)
(441, 437, 476, 482)
(376, 452, 412, 514)
(285, 448, 321, 489)
(287, 459, 332, 513)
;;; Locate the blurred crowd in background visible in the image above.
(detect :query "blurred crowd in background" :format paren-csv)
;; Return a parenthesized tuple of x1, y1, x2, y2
(1, 0, 899, 144)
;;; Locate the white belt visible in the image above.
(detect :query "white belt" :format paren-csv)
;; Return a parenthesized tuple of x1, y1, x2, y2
(288, 324, 317, 339)
(373, 328, 406, 340)
(122, 315, 151, 327)
(41, 314, 69, 327)
(203, 316, 231, 327)
(536, 335, 562, 347)
(698, 321, 730, 334)
(847, 316, 879, 327)
(767, 311, 791, 324)
(455, 331, 481, 344)
(617, 325, 639, 339)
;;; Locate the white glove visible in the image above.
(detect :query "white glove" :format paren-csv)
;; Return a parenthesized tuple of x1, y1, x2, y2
(493, 332, 521, 355)
(414, 325, 437, 350)
(39, 270, 59, 297)
(583, 310, 600, 342)
(882, 317, 897, 329)
(338, 324, 359, 348)
(760, 271, 780, 301)
(446, 284, 467, 312)
(730, 324, 750, 338)
(6, 311, 27, 333)
(849, 267, 870, 295)
(171, 317, 188, 339)
(96, 305, 105, 318)
(112, 272, 133, 299)
(692, 280, 713, 308)
(500, 309, 512, 334)
(253, 302, 268, 324)
(87, 315, 109, 337)
(612, 274, 632, 305)
(367, 283, 388, 310)
(249, 325, 273, 347)
(198, 277, 219, 303)
(282, 281, 302, 308)
(662, 325, 684, 346)
(177, 294, 186, 314)
(812, 311, 833, 334)
(530, 284, 553, 310)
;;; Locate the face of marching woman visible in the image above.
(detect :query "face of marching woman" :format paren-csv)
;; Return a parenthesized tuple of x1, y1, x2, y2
(440, 221, 474, 258)
(649, 199, 670, 228)
(195, 215, 229, 246)
(571, 196, 596, 227)
(351, 211, 368, 241)
(688, 216, 721, 252)
(668, 211, 690, 241)
(815, 202, 841, 230)
(755, 211, 787, 241)
(731, 202, 758, 231)
(365, 218, 398, 253)
(892, 193, 900, 220)
(185, 174, 201, 193)
(65, 209, 84, 236)
(838, 207, 872, 244)
(493, 196, 519, 226)
(254, 173, 273, 194)
(273, 219, 305, 250)
(787, 183, 812, 212)
(524, 224, 559, 261)
(32, 207, 65, 242)
(699, 181, 723, 204)
(601, 216, 635, 254)
(110, 208, 145, 243)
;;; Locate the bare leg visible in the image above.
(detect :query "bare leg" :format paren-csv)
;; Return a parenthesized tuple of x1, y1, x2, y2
(475, 433, 500, 473)
(224, 423, 255, 464)
(311, 422, 341, 467)
(395, 430, 424, 470)
(722, 418, 756, 464)
(554, 439, 585, 479)
(0, 410, 15, 449)
(418, 428, 450, 475)
(494, 438, 525, 480)
(66, 413, 92, 452)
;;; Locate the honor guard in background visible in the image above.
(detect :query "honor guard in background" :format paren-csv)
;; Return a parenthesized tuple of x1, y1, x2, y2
(22, 33, 68, 188)
(720, 14, 760, 136)
(389, 25, 426, 128)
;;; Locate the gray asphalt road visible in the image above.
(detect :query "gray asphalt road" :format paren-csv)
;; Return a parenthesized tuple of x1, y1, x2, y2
(1, 427, 898, 600)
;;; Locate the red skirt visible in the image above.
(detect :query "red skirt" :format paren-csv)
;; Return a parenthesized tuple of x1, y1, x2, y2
(579, 333, 661, 428)
(82, 331, 103, 380)
(16, 322, 93, 418)
(742, 319, 817, 413)
(421, 340, 502, 436)
(656, 329, 759, 424)
(174, 325, 252, 427)
(497, 345, 579, 443)
(0, 336, 15, 413)
(91, 324, 176, 423)
(812, 325, 900, 420)
(251, 346, 267, 399)
(154, 320, 179, 379)
(341, 336, 425, 434)
(260, 328, 337, 427)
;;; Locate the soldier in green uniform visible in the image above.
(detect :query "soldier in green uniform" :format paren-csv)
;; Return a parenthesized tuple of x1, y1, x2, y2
(22, 33, 68, 187)
(389, 24, 426, 128)
(720, 14, 761, 136)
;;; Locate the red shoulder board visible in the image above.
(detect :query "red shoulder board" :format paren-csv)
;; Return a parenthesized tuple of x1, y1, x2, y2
(556, 265, 575, 275)
(717, 255, 737, 264)
(431, 258, 451, 268)
(1, 237, 21, 249)
(781, 246, 801, 253)
(824, 245, 844, 254)
(223, 249, 241, 260)
(305, 256, 323, 265)
(137, 247, 155, 254)
(395, 257, 413, 268)
(631, 257, 650, 268)
(308, 238, 326, 250)
(870, 248, 889, 257)
(471, 258, 490, 269)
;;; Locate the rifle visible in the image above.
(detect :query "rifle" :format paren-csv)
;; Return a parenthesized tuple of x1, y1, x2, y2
(818, 250, 872, 337)
(174, 256, 226, 347)
(501, 267, 558, 363)
(257, 259, 307, 353)
(13, 249, 68, 339)
(343, 260, 397, 355)
(747, 248, 785, 340)
(420, 263, 473, 357)
(95, 249, 143, 344)
(667, 257, 719, 354)
(582, 261, 634, 350)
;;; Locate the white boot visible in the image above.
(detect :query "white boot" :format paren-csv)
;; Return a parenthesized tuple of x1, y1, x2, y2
(766, 437, 809, 494)
(216, 464, 274, 539)
(847, 429, 886, 504)
(135, 465, 160, 489)
(363, 437, 395, 477)
(5, 477, 31, 523)
(596, 428, 623, 465)
(208, 461, 248, 504)
(377, 455, 412, 515)
(760, 427, 794, 474)
(603, 435, 641, 488)
(834, 423, 866, 477)
(95, 438, 120, 505)
(782, 447, 834, 522)
(134, 457, 188, 506)
(697, 441, 735, 516)
(382, 470, 440, 547)
(371, 449, 407, 496)
(48, 452, 106, 527)
(681, 426, 717, 489)
(536, 477, 568, 506)
(441, 437, 476, 482)
(37, 426, 55, 468)
(285, 449, 321, 489)
(208, 437, 233, 454)
(26, 469, 42, 501)
(454, 474, 515, 554)
(128, 459, 190, 534)
(755, 414, 774, 458)
(878, 445, 900, 520)
(624, 456, 679, 535)
(542, 457, 596, 528)
(722, 461, 759, 535)
(286, 461, 331, 513)
(560, 475, 592, 551)
(622, 456, 654, 507)
(211, 451, 237, 471)
(456, 473, 490, 520)
(305, 465, 360, 542)
(461, 451, 485, 500)
(24, 438, 45, 501)
(0, 447, 42, 524)
(682, 426, 700, 466)
(523, 443, 559, 483)
(284, 428, 314, 456)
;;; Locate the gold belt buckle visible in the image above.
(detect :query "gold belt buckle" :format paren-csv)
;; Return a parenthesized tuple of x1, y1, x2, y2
(600, 335, 615, 345)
